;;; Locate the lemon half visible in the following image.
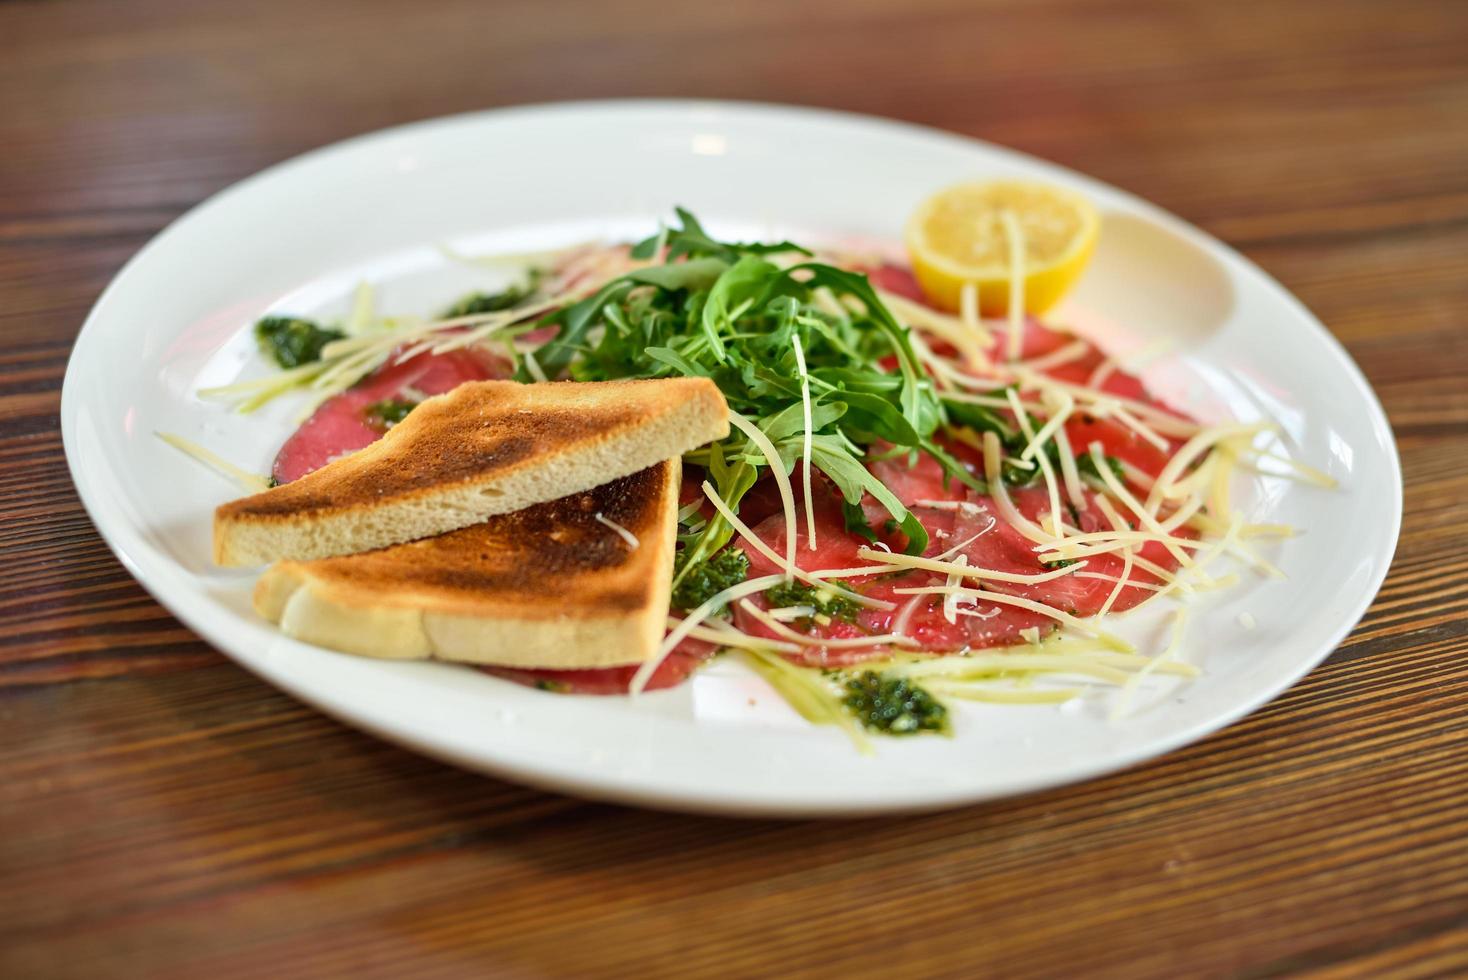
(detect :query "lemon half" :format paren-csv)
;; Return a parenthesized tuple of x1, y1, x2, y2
(905, 180, 1100, 315)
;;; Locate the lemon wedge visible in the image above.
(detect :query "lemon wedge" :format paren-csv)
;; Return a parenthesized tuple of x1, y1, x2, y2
(905, 180, 1100, 315)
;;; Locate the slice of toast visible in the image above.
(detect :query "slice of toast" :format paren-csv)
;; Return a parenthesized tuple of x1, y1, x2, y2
(254, 460, 680, 668)
(214, 377, 727, 566)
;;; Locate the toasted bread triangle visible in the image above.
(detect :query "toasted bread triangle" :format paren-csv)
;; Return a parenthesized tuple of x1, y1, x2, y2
(214, 378, 727, 566)
(254, 460, 680, 668)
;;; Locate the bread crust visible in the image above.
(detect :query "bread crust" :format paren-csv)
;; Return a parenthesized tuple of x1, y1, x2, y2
(214, 378, 727, 566)
(253, 461, 681, 668)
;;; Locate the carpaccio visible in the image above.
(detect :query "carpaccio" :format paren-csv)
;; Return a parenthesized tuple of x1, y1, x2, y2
(273, 265, 1194, 693)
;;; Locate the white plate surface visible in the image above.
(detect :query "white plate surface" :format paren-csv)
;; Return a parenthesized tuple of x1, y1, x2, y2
(61, 101, 1400, 816)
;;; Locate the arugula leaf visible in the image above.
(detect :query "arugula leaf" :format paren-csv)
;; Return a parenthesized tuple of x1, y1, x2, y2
(781, 263, 938, 438)
(841, 500, 880, 544)
(808, 440, 929, 555)
(632, 207, 813, 263)
(520, 210, 968, 563)
(701, 256, 778, 363)
(945, 398, 1018, 442)
(625, 256, 728, 292)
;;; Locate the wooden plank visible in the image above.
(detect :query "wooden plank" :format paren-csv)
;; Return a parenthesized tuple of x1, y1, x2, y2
(2, 0, 1465, 975)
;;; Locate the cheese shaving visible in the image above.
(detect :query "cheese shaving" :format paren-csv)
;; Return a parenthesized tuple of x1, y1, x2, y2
(981, 431, 1055, 545)
(791, 333, 817, 552)
(942, 555, 970, 624)
(855, 546, 1088, 585)
(668, 616, 801, 654)
(1001, 209, 1026, 362)
(1013, 340, 1091, 375)
(593, 513, 639, 550)
(632, 573, 788, 695)
(737, 600, 916, 650)
(156, 432, 271, 493)
(1087, 442, 1194, 568)
(1110, 405, 1172, 453)
(1110, 609, 1189, 720)
(521, 348, 549, 383)
(890, 583, 1130, 647)
(882, 289, 992, 369)
(1008, 388, 1065, 538)
(727, 412, 799, 576)
(699, 481, 891, 610)
(1243, 447, 1339, 488)
(1146, 423, 1272, 511)
(1097, 549, 1137, 617)
(1048, 401, 1088, 509)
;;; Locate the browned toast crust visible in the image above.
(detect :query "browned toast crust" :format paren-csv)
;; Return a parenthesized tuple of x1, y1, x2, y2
(281, 464, 671, 618)
(214, 377, 727, 565)
(253, 460, 683, 667)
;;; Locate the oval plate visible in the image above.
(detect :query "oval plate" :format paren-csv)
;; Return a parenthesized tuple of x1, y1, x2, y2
(61, 101, 1400, 817)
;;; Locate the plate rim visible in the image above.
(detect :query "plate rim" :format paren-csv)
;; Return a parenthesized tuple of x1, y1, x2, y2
(60, 98, 1403, 817)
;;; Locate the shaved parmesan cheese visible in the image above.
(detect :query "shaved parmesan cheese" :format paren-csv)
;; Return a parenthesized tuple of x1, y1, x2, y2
(669, 616, 800, 655)
(1049, 403, 1088, 509)
(738, 600, 916, 650)
(633, 573, 787, 695)
(1110, 405, 1172, 453)
(156, 432, 271, 493)
(1146, 423, 1272, 512)
(932, 524, 995, 562)
(882, 289, 993, 369)
(594, 512, 639, 550)
(957, 282, 993, 369)
(1001, 209, 1025, 362)
(1086, 442, 1194, 568)
(981, 431, 1055, 545)
(1013, 340, 1091, 375)
(1019, 386, 1075, 463)
(1244, 447, 1339, 488)
(791, 333, 817, 552)
(891, 583, 1129, 647)
(942, 555, 970, 624)
(1097, 549, 1136, 617)
(1038, 377, 1203, 437)
(700, 481, 891, 610)
(344, 281, 377, 336)
(521, 348, 549, 383)
(727, 412, 799, 576)
(855, 546, 1087, 585)
(1111, 609, 1189, 720)
(1008, 388, 1065, 538)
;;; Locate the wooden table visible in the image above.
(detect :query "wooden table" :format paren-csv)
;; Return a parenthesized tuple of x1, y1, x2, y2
(4, 1, 1466, 976)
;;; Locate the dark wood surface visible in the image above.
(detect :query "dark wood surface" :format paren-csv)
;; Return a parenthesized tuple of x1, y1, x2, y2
(4, 1, 1467, 976)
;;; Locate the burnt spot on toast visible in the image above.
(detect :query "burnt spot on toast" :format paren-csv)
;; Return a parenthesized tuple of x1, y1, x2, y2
(289, 463, 676, 616)
(220, 380, 680, 520)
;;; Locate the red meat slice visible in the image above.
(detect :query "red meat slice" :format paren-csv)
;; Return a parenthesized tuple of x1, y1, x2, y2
(481, 637, 717, 695)
(271, 346, 509, 484)
(728, 483, 1055, 665)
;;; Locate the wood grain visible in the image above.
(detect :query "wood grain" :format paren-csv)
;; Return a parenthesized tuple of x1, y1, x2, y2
(3, 0, 1466, 976)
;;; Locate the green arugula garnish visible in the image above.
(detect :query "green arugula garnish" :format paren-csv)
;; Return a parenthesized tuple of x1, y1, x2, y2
(1076, 450, 1127, 483)
(946, 391, 1125, 488)
(520, 209, 986, 578)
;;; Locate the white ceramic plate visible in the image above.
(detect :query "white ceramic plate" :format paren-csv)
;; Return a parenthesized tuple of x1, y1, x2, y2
(62, 101, 1400, 817)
